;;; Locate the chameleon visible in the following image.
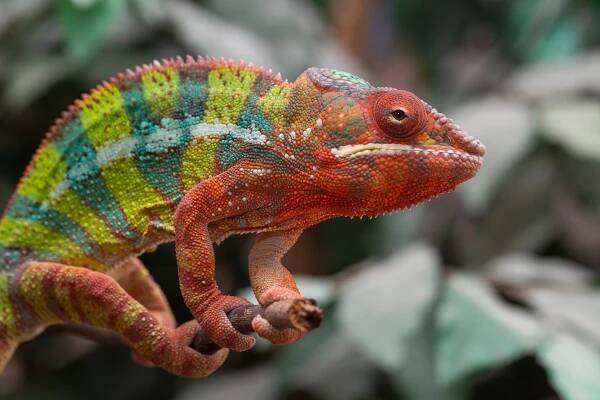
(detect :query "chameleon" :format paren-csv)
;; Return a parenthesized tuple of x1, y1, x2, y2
(0, 56, 484, 377)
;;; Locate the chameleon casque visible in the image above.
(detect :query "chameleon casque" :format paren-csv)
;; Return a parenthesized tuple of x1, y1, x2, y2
(0, 56, 484, 377)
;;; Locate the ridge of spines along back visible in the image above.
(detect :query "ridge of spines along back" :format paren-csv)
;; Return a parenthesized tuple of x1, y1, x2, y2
(42, 55, 289, 146)
(2, 56, 289, 216)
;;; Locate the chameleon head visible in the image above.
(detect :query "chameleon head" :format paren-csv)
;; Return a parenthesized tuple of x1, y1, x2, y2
(293, 68, 485, 217)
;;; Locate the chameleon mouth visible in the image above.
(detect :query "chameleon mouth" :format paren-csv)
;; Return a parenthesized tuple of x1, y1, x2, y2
(331, 143, 483, 164)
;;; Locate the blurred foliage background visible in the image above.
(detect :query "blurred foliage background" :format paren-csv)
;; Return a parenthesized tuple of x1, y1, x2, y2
(1, 0, 600, 399)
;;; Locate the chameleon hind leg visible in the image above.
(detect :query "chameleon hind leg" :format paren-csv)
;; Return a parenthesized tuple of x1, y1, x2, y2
(110, 257, 176, 330)
(16, 261, 227, 378)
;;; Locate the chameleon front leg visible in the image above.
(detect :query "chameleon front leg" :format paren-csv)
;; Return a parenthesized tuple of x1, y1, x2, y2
(249, 229, 306, 345)
(175, 167, 270, 352)
(16, 261, 227, 377)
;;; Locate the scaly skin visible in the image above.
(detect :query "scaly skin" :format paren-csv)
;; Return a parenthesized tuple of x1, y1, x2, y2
(0, 56, 484, 377)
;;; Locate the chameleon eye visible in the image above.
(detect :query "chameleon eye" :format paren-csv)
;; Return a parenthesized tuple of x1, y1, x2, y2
(390, 109, 407, 121)
(373, 91, 427, 139)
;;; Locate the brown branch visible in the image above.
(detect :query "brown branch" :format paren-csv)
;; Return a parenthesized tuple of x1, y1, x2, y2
(191, 298, 324, 354)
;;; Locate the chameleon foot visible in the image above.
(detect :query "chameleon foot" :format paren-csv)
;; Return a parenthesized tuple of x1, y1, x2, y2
(157, 320, 229, 378)
(198, 295, 256, 352)
(252, 287, 305, 345)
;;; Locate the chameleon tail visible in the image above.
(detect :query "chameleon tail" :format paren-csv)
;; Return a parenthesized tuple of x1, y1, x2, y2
(13, 261, 227, 377)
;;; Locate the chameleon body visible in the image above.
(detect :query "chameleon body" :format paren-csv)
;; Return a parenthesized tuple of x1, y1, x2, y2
(0, 57, 484, 377)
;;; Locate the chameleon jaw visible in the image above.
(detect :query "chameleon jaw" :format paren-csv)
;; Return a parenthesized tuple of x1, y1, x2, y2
(330, 143, 483, 164)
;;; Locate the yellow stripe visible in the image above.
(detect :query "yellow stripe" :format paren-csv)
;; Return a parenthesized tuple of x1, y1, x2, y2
(204, 66, 256, 124)
(19, 266, 59, 323)
(115, 300, 146, 332)
(142, 67, 180, 117)
(0, 218, 105, 271)
(0, 274, 17, 336)
(17, 144, 66, 202)
(16, 144, 125, 260)
(100, 158, 174, 235)
(116, 300, 166, 354)
(180, 138, 218, 191)
(50, 189, 124, 254)
(53, 287, 81, 323)
(80, 84, 132, 149)
(257, 84, 291, 128)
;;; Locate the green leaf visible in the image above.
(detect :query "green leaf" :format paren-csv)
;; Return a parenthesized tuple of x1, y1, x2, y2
(486, 253, 600, 344)
(539, 99, 600, 162)
(336, 242, 440, 370)
(396, 282, 443, 400)
(534, 18, 583, 61)
(484, 253, 594, 290)
(56, 0, 125, 61)
(529, 289, 600, 346)
(436, 274, 545, 387)
(538, 334, 600, 400)
(506, 0, 581, 63)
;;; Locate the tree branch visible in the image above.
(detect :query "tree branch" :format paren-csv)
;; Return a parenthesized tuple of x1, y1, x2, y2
(191, 298, 324, 354)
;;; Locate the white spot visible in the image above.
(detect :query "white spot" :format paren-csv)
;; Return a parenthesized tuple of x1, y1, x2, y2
(50, 179, 71, 199)
(190, 122, 266, 145)
(316, 118, 323, 128)
(96, 137, 136, 166)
